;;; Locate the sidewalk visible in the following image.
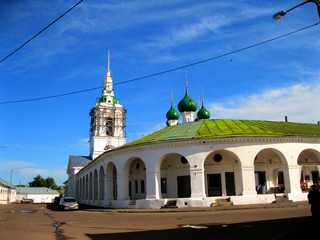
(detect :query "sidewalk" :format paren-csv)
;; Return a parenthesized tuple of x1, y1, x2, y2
(81, 200, 310, 213)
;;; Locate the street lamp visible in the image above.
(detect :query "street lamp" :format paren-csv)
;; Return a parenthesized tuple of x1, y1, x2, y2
(273, 0, 320, 21)
(7, 167, 21, 204)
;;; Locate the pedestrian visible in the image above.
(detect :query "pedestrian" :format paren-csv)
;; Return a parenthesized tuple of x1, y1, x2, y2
(308, 185, 320, 223)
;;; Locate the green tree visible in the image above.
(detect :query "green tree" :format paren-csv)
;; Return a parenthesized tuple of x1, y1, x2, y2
(28, 175, 58, 190)
(44, 177, 57, 190)
(29, 175, 45, 187)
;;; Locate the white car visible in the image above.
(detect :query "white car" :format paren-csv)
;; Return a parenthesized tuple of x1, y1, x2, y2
(59, 197, 79, 210)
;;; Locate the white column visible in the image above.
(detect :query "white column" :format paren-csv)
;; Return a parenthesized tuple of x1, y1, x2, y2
(240, 165, 257, 196)
(190, 167, 206, 198)
(105, 176, 113, 200)
(284, 164, 302, 195)
(146, 171, 160, 199)
(117, 173, 129, 200)
(104, 175, 109, 201)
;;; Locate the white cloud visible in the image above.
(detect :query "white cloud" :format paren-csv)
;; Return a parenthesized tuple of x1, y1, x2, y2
(209, 83, 320, 123)
(0, 160, 35, 171)
(16, 168, 50, 177)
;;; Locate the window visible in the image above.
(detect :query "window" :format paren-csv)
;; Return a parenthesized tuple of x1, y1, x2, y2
(141, 180, 145, 194)
(135, 180, 138, 194)
(161, 178, 167, 194)
(278, 171, 284, 185)
(180, 156, 188, 164)
(213, 154, 222, 162)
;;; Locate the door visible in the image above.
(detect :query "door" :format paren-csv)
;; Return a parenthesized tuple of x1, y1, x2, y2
(177, 176, 191, 198)
(255, 171, 266, 194)
(207, 174, 222, 196)
(312, 171, 319, 185)
(225, 172, 235, 196)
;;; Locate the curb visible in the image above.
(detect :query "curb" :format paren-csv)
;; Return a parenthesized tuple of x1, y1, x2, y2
(81, 201, 309, 213)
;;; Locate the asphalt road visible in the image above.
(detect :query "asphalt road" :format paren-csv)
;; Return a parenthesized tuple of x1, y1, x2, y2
(0, 203, 315, 240)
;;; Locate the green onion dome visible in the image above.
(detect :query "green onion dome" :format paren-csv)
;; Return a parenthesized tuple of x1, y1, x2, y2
(197, 104, 211, 120)
(166, 103, 180, 120)
(178, 88, 197, 112)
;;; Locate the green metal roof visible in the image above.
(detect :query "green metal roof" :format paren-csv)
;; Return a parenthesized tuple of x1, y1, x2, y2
(114, 119, 320, 151)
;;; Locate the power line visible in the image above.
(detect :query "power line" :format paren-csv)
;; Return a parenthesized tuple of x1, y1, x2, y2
(0, 0, 84, 64)
(0, 22, 319, 105)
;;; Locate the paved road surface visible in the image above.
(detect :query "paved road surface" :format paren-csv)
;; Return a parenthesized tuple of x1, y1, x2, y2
(0, 203, 315, 240)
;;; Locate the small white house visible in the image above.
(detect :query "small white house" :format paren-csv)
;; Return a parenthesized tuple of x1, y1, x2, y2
(0, 178, 16, 204)
(18, 187, 60, 203)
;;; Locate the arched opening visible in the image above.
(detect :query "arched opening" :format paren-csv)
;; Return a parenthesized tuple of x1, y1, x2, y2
(254, 148, 286, 194)
(204, 150, 240, 197)
(85, 175, 89, 200)
(77, 179, 80, 199)
(93, 170, 98, 200)
(128, 158, 146, 200)
(99, 166, 105, 200)
(106, 162, 117, 200)
(89, 172, 93, 200)
(159, 153, 191, 198)
(298, 149, 320, 192)
(81, 177, 84, 200)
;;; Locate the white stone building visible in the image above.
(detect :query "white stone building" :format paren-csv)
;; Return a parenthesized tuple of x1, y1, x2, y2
(65, 55, 320, 209)
(0, 178, 16, 204)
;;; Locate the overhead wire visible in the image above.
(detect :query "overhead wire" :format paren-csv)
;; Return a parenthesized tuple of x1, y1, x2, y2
(0, 0, 84, 64)
(1, 22, 319, 105)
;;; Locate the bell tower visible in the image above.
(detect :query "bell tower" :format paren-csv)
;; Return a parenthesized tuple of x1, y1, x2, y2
(89, 51, 127, 159)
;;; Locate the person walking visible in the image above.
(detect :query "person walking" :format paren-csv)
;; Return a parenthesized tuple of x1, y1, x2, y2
(308, 185, 320, 223)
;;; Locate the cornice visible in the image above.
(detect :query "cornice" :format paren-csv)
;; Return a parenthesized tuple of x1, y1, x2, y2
(77, 135, 320, 176)
(94, 135, 320, 161)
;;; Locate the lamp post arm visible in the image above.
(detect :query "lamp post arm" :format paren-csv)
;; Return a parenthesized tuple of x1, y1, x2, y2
(289, 1, 320, 19)
(274, 0, 320, 21)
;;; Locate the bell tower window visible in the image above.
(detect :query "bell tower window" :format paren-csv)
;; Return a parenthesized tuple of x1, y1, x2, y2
(106, 118, 113, 136)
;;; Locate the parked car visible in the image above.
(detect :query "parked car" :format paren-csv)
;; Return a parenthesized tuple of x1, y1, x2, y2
(20, 198, 33, 203)
(58, 197, 79, 210)
(53, 196, 61, 205)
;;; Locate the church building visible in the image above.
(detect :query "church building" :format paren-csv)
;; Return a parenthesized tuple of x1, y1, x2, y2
(66, 54, 320, 209)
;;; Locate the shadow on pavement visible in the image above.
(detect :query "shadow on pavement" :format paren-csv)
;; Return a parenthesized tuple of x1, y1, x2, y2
(86, 216, 315, 240)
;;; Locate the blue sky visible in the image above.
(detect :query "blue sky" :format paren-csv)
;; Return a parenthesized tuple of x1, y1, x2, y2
(1, 0, 320, 186)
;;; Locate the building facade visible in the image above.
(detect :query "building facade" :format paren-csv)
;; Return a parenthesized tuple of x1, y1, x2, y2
(0, 178, 15, 204)
(66, 57, 320, 209)
(18, 187, 60, 203)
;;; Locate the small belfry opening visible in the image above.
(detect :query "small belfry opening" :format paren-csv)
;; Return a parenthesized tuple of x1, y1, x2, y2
(106, 118, 113, 136)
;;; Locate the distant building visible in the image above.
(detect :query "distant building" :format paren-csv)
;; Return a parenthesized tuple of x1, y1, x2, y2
(66, 54, 320, 209)
(0, 178, 15, 204)
(18, 187, 59, 203)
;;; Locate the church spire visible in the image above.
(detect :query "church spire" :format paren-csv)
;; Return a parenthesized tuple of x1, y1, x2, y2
(96, 50, 119, 104)
(89, 51, 127, 159)
(106, 50, 111, 77)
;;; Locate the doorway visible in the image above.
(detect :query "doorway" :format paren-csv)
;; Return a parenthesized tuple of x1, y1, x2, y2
(255, 171, 266, 194)
(207, 174, 222, 196)
(225, 172, 235, 196)
(177, 176, 191, 198)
